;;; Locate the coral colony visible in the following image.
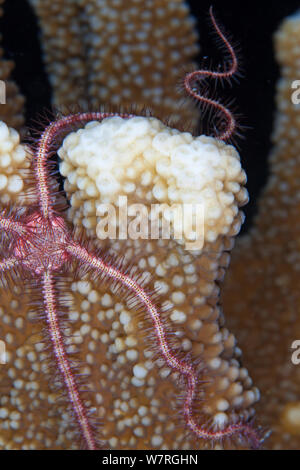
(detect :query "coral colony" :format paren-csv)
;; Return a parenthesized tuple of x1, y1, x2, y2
(0, 6, 262, 449)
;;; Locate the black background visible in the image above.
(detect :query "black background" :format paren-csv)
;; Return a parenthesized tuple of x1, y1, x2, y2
(0, 0, 299, 232)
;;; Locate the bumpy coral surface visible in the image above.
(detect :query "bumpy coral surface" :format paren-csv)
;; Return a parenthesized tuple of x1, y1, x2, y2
(57, 116, 259, 449)
(0, 116, 261, 449)
(59, 116, 248, 244)
(28, 0, 87, 110)
(222, 11, 300, 449)
(0, 121, 32, 205)
(29, 0, 199, 126)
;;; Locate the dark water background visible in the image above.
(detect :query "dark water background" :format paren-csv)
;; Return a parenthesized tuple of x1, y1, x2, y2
(0, 0, 299, 232)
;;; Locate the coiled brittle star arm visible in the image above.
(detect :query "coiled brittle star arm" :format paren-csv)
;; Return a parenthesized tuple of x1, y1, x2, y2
(66, 241, 261, 448)
(184, 6, 238, 141)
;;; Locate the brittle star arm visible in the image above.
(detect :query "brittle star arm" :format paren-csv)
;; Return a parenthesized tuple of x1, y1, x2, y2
(0, 214, 26, 276)
(183, 6, 238, 141)
(35, 112, 135, 220)
(66, 241, 261, 448)
(0, 256, 20, 274)
(0, 212, 27, 237)
(42, 268, 97, 450)
(0, 256, 21, 289)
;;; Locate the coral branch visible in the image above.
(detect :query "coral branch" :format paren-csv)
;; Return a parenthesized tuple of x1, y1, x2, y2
(222, 9, 300, 449)
(42, 269, 97, 450)
(67, 241, 261, 447)
(29, 0, 199, 126)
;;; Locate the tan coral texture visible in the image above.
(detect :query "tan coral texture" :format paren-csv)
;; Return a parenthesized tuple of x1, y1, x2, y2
(56, 116, 259, 449)
(29, 0, 199, 126)
(0, 116, 260, 449)
(222, 11, 300, 450)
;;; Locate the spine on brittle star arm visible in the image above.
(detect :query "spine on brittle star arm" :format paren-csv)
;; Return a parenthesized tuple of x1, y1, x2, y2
(42, 269, 97, 450)
(0, 212, 27, 237)
(0, 257, 19, 273)
(34, 112, 135, 220)
(66, 242, 261, 448)
(184, 6, 238, 141)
